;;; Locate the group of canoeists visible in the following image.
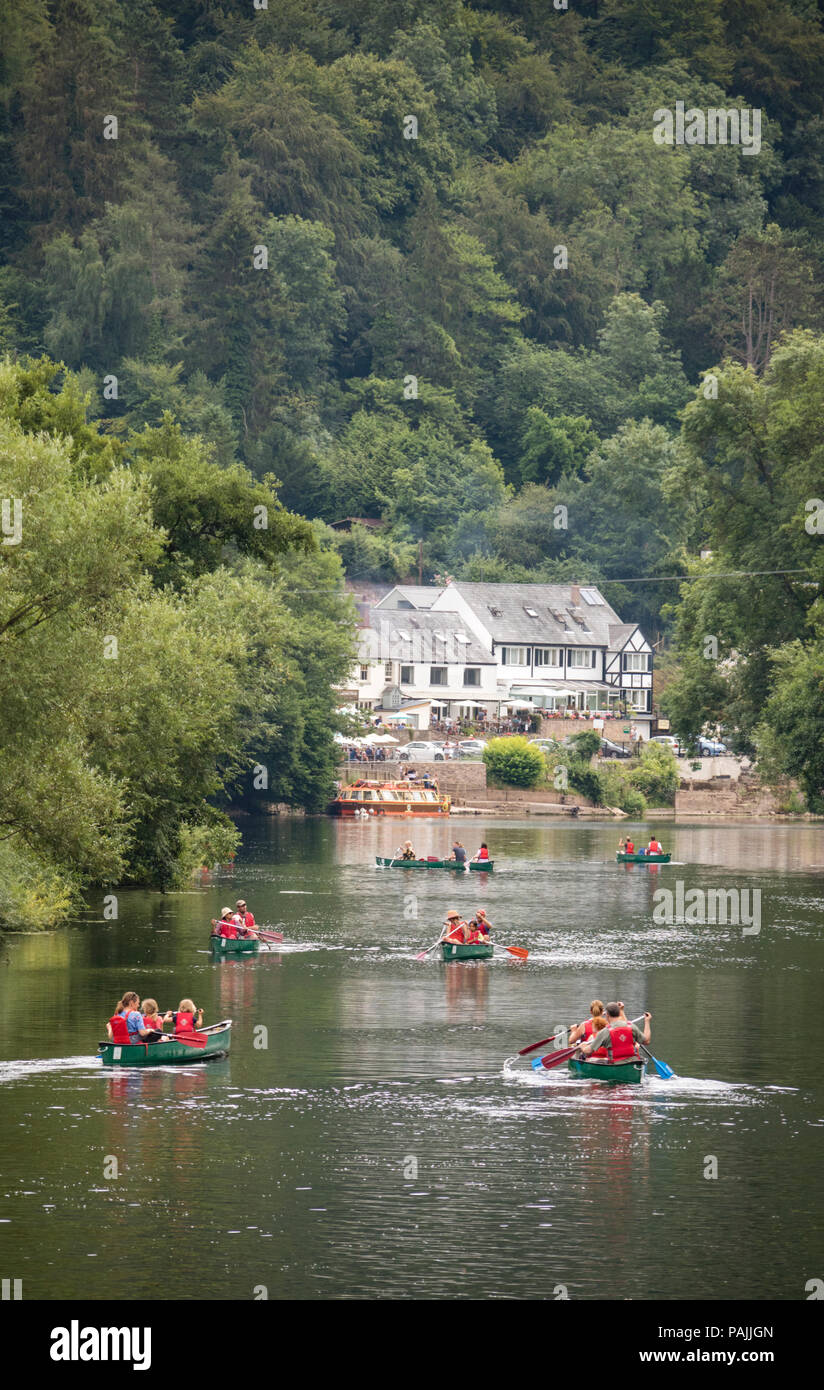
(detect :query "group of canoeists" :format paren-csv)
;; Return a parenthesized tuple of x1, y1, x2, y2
(618, 835, 664, 855)
(106, 992, 205, 1045)
(567, 999, 652, 1064)
(210, 899, 259, 939)
(397, 840, 490, 864)
(440, 906, 493, 945)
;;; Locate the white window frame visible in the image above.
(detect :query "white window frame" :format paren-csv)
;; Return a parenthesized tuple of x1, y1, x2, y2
(568, 649, 596, 668)
(359, 665, 370, 682)
(500, 646, 529, 666)
(623, 652, 649, 672)
(533, 646, 563, 668)
(400, 665, 414, 684)
(429, 666, 448, 686)
(463, 667, 481, 686)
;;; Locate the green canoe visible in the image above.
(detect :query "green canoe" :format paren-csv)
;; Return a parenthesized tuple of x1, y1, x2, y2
(441, 941, 494, 962)
(616, 851, 671, 863)
(567, 1056, 645, 1084)
(209, 933, 260, 954)
(97, 1021, 232, 1067)
(376, 856, 493, 871)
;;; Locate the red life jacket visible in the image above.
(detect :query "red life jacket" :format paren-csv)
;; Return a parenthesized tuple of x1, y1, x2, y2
(241, 911, 255, 930)
(625, 841, 635, 854)
(649, 841, 661, 853)
(477, 849, 489, 860)
(175, 1011, 196, 1033)
(582, 1018, 596, 1040)
(219, 921, 238, 938)
(608, 1024, 637, 1061)
(108, 1012, 131, 1044)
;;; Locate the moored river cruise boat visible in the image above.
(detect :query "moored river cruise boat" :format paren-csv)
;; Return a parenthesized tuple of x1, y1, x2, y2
(329, 779, 451, 816)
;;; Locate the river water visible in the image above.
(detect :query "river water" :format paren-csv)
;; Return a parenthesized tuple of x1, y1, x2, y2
(0, 816, 822, 1302)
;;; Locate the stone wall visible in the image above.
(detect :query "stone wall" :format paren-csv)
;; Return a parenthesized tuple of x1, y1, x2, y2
(675, 784, 786, 815)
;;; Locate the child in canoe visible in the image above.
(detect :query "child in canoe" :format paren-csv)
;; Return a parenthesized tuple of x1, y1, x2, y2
(164, 999, 204, 1035)
(140, 999, 165, 1042)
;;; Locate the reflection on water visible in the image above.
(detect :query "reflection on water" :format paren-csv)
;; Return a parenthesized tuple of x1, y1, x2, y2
(0, 816, 822, 1301)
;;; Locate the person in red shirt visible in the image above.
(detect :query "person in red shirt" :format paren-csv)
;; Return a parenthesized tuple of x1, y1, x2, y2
(648, 836, 663, 854)
(625, 838, 635, 854)
(473, 843, 490, 862)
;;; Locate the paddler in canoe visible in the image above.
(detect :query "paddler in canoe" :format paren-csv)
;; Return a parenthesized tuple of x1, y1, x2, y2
(467, 908, 492, 938)
(441, 908, 470, 944)
(568, 999, 605, 1046)
(235, 899, 259, 936)
(576, 1003, 651, 1065)
(212, 907, 241, 938)
(397, 840, 417, 861)
(106, 992, 155, 1045)
(163, 998, 204, 1036)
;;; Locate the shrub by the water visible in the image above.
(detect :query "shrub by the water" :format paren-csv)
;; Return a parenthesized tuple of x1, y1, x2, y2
(483, 736, 546, 788)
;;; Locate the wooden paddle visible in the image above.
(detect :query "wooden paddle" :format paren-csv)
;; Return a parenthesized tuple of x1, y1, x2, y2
(495, 942, 528, 960)
(254, 927, 283, 943)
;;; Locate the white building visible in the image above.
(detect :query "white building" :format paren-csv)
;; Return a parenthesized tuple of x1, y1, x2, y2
(343, 581, 653, 733)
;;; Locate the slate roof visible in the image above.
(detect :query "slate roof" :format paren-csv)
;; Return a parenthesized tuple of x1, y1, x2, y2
(441, 583, 627, 647)
(360, 608, 494, 665)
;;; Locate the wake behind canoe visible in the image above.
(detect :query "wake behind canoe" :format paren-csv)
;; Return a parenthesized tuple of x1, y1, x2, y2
(97, 1021, 232, 1066)
(376, 856, 493, 871)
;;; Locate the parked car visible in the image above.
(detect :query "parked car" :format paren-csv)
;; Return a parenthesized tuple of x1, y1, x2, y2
(457, 738, 487, 757)
(528, 737, 560, 752)
(694, 736, 728, 756)
(397, 741, 447, 761)
(599, 738, 632, 759)
(650, 735, 684, 755)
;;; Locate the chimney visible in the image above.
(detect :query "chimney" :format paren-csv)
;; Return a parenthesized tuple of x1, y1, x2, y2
(570, 584, 580, 607)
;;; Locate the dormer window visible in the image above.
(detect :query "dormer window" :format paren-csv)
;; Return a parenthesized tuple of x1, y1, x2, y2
(580, 588, 604, 605)
(523, 606, 538, 618)
(488, 606, 502, 617)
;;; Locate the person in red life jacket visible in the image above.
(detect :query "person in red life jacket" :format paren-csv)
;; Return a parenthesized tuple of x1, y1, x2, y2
(648, 835, 663, 854)
(587, 1014, 610, 1058)
(236, 900, 258, 936)
(472, 843, 490, 863)
(579, 1002, 651, 1063)
(625, 838, 635, 854)
(163, 998, 204, 1034)
(442, 909, 468, 944)
(214, 907, 239, 938)
(106, 991, 152, 1045)
(140, 999, 164, 1042)
(568, 999, 605, 1046)
(470, 908, 492, 936)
